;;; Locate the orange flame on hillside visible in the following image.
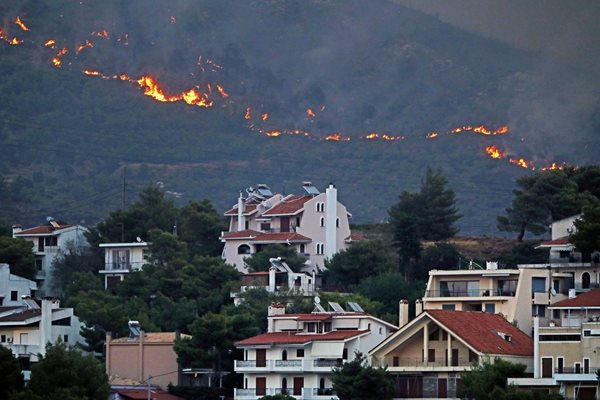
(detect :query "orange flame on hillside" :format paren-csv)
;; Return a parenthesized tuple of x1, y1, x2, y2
(83, 69, 110, 79)
(244, 107, 252, 120)
(15, 17, 30, 31)
(261, 113, 269, 121)
(92, 30, 109, 39)
(76, 40, 93, 54)
(9, 37, 23, 45)
(485, 145, 503, 159)
(426, 132, 439, 139)
(510, 158, 530, 169)
(265, 130, 282, 137)
(170, 16, 177, 24)
(116, 33, 128, 45)
(136, 75, 213, 107)
(216, 84, 229, 98)
(306, 108, 316, 118)
(324, 133, 350, 141)
(51, 47, 68, 68)
(450, 125, 508, 135)
(44, 39, 56, 48)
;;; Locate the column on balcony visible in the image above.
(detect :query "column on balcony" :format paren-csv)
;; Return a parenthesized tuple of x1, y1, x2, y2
(446, 331, 451, 367)
(423, 323, 429, 362)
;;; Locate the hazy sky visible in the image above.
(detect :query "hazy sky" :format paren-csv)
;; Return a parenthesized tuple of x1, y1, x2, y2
(394, 0, 600, 72)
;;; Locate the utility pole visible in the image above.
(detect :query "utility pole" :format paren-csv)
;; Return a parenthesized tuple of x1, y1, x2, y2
(122, 166, 127, 209)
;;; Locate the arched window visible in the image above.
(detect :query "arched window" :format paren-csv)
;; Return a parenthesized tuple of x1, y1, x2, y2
(282, 349, 287, 361)
(237, 244, 251, 255)
(582, 272, 591, 289)
(336, 218, 340, 228)
(282, 378, 288, 392)
(320, 217, 325, 227)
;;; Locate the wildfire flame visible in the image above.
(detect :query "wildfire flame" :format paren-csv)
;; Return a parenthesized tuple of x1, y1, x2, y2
(15, 17, 30, 31)
(216, 84, 229, 98)
(261, 113, 269, 121)
(485, 145, 503, 159)
(426, 132, 439, 139)
(450, 125, 508, 136)
(44, 39, 56, 48)
(170, 16, 177, 24)
(265, 130, 282, 137)
(75, 40, 93, 54)
(51, 47, 68, 68)
(244, 107, 252, 120)
(9, 37, 23, 45)
(510, 158, 530, 169)
(324, 133, 350, 142)
(306, 108, 316, 118)
(92, 30, 109, 39)
(136, 75, 213, 107)
(0, 28, 23, 46)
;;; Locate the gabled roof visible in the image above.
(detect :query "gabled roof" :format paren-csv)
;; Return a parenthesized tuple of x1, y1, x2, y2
(16, 224, 74, 235)
(538, 236, 571, 247)
(221, 229, 262, 240)
(262, 195, 313, 216)
(0, 309, 41, 322)
(110, 388, 183, 400)
(427, 310, 533, 356)
(235, 330, 367, 347)
(549, 289, 600, 308)
(224, 204, 259, 216)
(253, 232, 311, 242)
(345, 233, 363, 242)
(372, 310, 532, 357)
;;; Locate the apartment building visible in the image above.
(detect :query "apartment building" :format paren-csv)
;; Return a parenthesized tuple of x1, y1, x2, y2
(12, 219, 88, 295)
(0, 263, 37, 306)
(99, 241, 150, 290)
(510, 290, 600, 400)
(221, 182, 359, 273)
(233, 302, 397, 400)
(370, 309, 533, 399)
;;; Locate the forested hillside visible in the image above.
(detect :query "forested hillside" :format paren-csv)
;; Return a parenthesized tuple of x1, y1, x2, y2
(1, 0, 598, 235)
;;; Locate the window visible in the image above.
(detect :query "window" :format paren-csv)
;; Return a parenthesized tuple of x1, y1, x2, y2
(469, 350, 478, 363)
(532, 304, 546, 318)
(282, 350, 287, 361)
(552, 309, 561, 320)
(342, 348, 348, 359)
(316, 243, 324, 255)
(320, 217, 325, 227)
(336, 218, 339, 228)
(45, 236, 58, 246)
(532, 277, 546, 299)
(245, 220, 249, 230)
(63, 334, 69, 343)
(427, 349, 435, 362)
(442, 304, 455, 310)
(440, 281, 479, 297)
(296, 217, 301, 227)
(237, 244, 251, 255)
(10, 291, 18, 302)
(0, 335, 5, 343)
(260, 222, 271, 231)
(316, 202, 324, 213)
(557, 357, 564, 373)
(429, 330, 439, 341)
(575, 362, 581, 374)
(485, 304, 495, 313)
(581, 272, 591, 289)
(584, 358, 590, 373)
(296, 349, 304, 358)
(299, 244, 305, 254)
(497, 279, 517, 296)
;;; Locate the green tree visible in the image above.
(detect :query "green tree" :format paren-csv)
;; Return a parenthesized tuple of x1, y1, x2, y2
(389, 191, 423, 278)
(356, 271, 421, 321)
(324, 240, 396, 287)
(178, 200, 226, 257)
(25, 342, 108, 400)
(51, 241, 102, 296)
(418, 167, 461, 240)
(0, 237, 36, 279)
(413, 242, 461, 281)
(497, 170, 587, 241)
(0, 345, 24, 399)
(332, 351, 395, 400)
(571, 204, 600, 255)
(244, 244, 306, 272)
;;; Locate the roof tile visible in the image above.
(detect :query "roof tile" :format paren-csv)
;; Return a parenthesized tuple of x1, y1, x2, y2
(550, 289, 600, 308)
(235, 330, 367, 347)
(262, 195, 313, 216)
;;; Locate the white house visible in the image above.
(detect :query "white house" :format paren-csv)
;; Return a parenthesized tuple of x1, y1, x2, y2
(221, 182, 360, 274)
(0, 264, 37, 306)
(99, 241, 150, 290)
(233, 302, 397, 400)
(12, 219, 88, 295)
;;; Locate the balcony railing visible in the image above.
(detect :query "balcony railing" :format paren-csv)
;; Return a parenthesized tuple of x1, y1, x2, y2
(555, 367, 598, 374)
(313, 359, 341, 368)
(425, 289, 515, 298)
(235, 387, 336, 399)
(100, 261, 145, 272)
(381, 356, 473, 368)
(235, 358, 344, 372)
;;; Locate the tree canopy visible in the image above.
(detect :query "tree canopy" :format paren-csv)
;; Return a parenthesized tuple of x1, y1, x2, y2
(571, 204, 600, 255)
(0, 345, 23, 399)
(0, 237, 36, 279)
(243, 244, 307, 272)
(332, 351, 395, 400)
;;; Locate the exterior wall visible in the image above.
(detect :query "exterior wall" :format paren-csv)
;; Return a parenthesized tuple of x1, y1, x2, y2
(0, 264, 37, 306)
(551, 216, 579, 240)
(107, 338, 180, 389)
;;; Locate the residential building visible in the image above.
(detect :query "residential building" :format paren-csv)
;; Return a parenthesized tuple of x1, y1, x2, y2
(509, 290, 600, 400)
(108, 386, 184, 400)
(233, 302, 397, 400)
(0, 297, 85, 380)
(231, 257, 317, 306)
(12, 219, 88, 295)
(423, 262, 573, 335)
(0, 263, 37, 306)
(221, 182, 359, 273)
(370, 309, 533, 399)
(99, 241, 150, 290)
(106, 322, 190, 390)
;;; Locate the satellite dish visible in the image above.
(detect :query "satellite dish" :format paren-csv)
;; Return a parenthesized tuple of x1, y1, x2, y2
(136, 237, 142, 243)
(314, 296, 320, 304)
(550, 288, 557, 296)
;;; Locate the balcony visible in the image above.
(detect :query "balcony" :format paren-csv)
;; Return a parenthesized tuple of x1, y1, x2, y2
(234, 387, 337, 400)
(425, 289, 515, 298)
(235, 358, 343, 373)
(554, 367, 598, 382)
(380, 356, 473, 371)
(99, 261, 145, 274)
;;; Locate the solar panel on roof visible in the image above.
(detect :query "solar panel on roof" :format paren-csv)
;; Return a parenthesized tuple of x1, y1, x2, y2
(302, 182, 320, 195)
(314, 303, 326, 313)
(348, 302, 364, 312)
(256, 184, 273, 197)
(329, 302, 345, 312)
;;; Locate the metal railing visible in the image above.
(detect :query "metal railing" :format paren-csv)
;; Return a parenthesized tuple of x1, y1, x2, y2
(555, 367, 597, 374)
(382, 356, 472, 368)
(101, 261, 145, 271)
(313, 359, 341, 368)
(425, 289, 515, 298)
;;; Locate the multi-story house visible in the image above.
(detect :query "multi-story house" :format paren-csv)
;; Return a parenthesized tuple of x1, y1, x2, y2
(99, 241, 150, 290)
(233, 302, 397, 400)
(231, 257, 317, 306)
(221, 182, 359, 273)
(422, 262, 573, 335)
(0, 297, 85, 380)
(509, 289, 600, 400)
(370, 309, 533, 399)
(12, 219, 88, 295)
(0, 263, 37, 306)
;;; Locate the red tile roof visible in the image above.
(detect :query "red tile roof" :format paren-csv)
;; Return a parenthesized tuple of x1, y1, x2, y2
(539, 236, 571, 246)
(0, 309, 41, 322)
(221, 229, 262, 239)
(253, 232, 311, 242)
(235, 330, 367, 347)
(110, 332, 190, 344)
(550, 289, 600, 308)
(111, 388, 183, 400)
(427, 310, 533, 356)
(16, 224, 73, 235)
(262, 195, 313, 216)
(224, 204, 259, 216)
(345, 233, 363, 242)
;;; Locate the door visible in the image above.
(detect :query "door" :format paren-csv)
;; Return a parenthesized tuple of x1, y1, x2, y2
(437, 378, 447, 398)
(541, 357, 552, 378)
(293, 377, 304, 396)
(256, 349, 266, 367)
(451, 349, 459, 366)
(280, 217, 290, 232)
(256, 377, 266, 396)
(577, 387, 596, 400)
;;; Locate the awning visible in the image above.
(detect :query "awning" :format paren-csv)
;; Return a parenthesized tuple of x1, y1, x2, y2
(311, 342, 345, 358)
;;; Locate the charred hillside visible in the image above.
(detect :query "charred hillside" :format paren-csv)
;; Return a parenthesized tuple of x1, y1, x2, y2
(0, 0, 598, 235)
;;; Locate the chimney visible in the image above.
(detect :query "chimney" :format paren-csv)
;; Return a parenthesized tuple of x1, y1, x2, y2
(12, 224, 22, 238)
(415, 299, 423, 316)
(325, 184, 337, 260)
(40, 298, 53, 356)
(105, 331, 112, 376)
(399, 299, 409, 327)
(237, 192, 245, 232)
(568, 289, 576, 299)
